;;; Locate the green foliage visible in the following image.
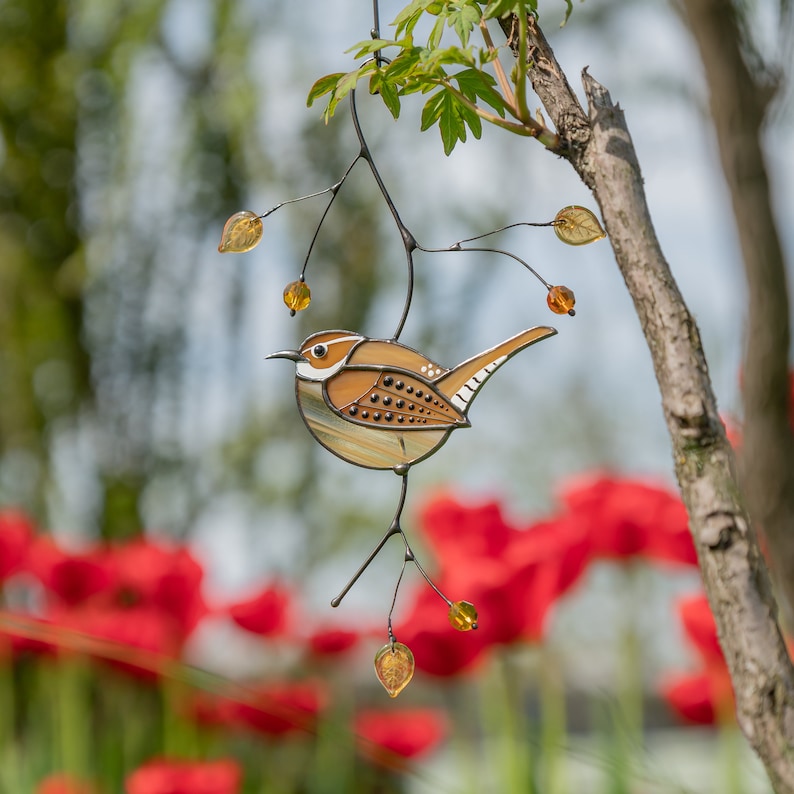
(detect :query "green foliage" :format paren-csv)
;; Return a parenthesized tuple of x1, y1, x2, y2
(307, 0, 574, 153)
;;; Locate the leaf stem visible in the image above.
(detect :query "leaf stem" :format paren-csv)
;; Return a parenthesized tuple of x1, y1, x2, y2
(515, 11, 532, 123)
(479, 17, 518, 115)
(436, 79, 558, 147)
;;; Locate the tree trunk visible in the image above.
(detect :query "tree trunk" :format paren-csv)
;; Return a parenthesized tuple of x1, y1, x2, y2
(679, 0, 794, 629)
(499, 14, 794, 792)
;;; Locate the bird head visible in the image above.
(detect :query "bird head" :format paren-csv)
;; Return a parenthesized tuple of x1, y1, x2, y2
(266, 330, 364, 381)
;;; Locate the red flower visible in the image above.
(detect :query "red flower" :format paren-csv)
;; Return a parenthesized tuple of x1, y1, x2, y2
(355, 708, 447, 760)
(0, 509, 34, 581)
(227, 582, 292, 638)
(125, 758, 242, 794)
(197, 680, 328, 737)
(721, 414, 742, 449)
(394, 493, 592, 678)
(504, 514, 590, 641)
(678, 594, 723, 665)
(559, 474, 696, 565)
(394, 583, 492, 677)
(49, 604, 181, 677)
(106, 539, 207, 639)
(36, 773, 96, 794)
(661, 669, 734, 726)
(418, 493, 514, 565)
(27, 537, 113, 606)
(660, 593, 735, 726)
(306, 627, 360, 657)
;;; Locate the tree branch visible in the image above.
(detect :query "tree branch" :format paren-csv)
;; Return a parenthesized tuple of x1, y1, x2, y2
(502, 13, 794, 792)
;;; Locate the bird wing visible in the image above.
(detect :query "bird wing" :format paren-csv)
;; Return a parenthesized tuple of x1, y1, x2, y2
(325, 368, 468, 429)
(345, 340, 449, 381)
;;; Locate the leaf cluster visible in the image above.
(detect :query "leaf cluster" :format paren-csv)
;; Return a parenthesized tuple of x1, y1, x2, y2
(307, 0, 572, 154)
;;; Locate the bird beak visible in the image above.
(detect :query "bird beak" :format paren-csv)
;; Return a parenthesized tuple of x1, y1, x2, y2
(265, 349, 307, 363)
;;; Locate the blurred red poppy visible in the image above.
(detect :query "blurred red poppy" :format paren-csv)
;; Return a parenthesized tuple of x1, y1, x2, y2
(678, 594, 724, 665)
(306, 627, 360, 657)
(105, 539, 207, 639)
(394, 582, 492, 677)
(355, 708, 447, 760)
(660, 593, 735, 726)
(418, 493, 514, 565)
(0, 509, 34, 581)
(505, 514, 590, 641)
(227, 582, 292, 638)
(27, 536, 113, 606)
(36, 773, 96, 794)
(125, 758, 242, 794)
(196, 679, 328, 737)
(396, 493, 592, 677)
(661, 667, 735, 726)
(558, 474, 696, 565)
(721, 414, 742, 449)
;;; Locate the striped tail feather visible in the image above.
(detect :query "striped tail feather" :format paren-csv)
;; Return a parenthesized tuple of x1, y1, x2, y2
(434, 326, 557, 415)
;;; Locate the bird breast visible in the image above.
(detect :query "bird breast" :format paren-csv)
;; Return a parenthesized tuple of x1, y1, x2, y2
(295, 379, 455, 470)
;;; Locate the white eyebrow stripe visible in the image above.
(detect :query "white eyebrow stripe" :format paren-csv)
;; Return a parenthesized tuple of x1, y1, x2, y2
(303, 334, 361, 354)
(329, 335, 361, 347)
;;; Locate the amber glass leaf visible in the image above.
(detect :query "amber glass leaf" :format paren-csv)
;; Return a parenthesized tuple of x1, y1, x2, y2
(218, 210, 263, 253)
(448, 600, 478, 632)
(553, 206, 605, 246)
(283, 280, 311, 312)
(374, 642, 414, 698)
(547, 285, 576, 315)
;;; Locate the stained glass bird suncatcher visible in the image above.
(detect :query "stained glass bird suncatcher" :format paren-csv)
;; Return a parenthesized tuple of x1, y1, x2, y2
(217, 2, 606, 695)
(268, 326, 556, 471)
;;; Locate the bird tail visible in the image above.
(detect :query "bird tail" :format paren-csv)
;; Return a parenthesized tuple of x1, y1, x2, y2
(434, 326, 557, 415)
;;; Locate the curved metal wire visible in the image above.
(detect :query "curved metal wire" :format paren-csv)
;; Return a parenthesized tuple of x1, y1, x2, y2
(331, 470, 453, 611)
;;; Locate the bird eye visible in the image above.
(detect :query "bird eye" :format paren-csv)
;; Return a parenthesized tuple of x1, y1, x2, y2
(312, 344, 328, 359)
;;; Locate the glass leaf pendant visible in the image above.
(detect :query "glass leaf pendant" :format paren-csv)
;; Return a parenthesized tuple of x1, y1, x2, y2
(553, 206, 606, 246)
(374, 642, 415, 698)
(218, 210, 264, 253)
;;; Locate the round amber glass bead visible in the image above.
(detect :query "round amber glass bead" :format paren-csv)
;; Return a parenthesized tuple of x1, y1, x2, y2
(283, 280, 311, 312)
(448, 600, 478, 632)
(547, 285, 576, 315)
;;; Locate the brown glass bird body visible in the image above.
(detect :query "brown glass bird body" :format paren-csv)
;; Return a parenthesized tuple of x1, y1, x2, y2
(267, 326, 556, 471)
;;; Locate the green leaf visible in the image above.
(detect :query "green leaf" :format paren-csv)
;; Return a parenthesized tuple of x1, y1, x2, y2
(483, 0, 537, 19)
(346, 38, 394, 59)
(447, 3, 482, 47)
(420, 90, 446, 131)
(393, 0, 434, 37)
(457, 100, 483, 139)
(452, 67, 507, 116)
(420, 88, 467, 154)
(307, 72, 345, 107)
(322, 63, 377, 120)
(385, 47, 423, 80)
(560, 0, 574, 26)
(427, 14, 446, 49)
(438, 92, 466, 154)
(370, 72, 402, 119)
